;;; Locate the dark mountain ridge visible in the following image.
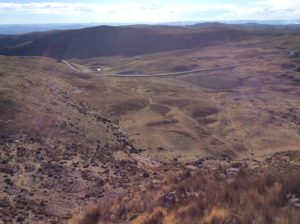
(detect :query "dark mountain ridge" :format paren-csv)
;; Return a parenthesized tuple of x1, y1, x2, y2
(0, 25, 260, 59)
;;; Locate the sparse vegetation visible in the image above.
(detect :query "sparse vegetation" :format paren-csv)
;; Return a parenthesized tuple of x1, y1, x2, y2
(191, 107, 219, 118)
(1, 23, 300, 224)
(72, 166, 300, 224)
(150, 104, 170, 116)
(110, 99, 148, 116)
(171, 65, 189, 72)
(146, 119, 178, 126)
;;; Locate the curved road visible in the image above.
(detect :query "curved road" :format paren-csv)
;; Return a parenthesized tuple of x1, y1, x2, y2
(62, 60, 250, 78)
(62, 46, 296, 78)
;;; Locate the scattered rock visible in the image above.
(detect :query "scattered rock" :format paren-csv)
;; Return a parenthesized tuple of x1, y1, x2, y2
(142, 172, 150, 178)
(16, 216, 25, 223)
(163, 191, 177, 206)
(287, 193, 300, 208)
(0, 167, 15, 175)
(226, 167, 240, 175)
(0, 196, 10, 208)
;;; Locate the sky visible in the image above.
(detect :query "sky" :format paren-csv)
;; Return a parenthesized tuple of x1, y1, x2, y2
(0, 0, 299, 24)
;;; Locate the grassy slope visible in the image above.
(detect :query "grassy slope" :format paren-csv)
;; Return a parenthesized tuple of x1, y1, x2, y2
(0, 31, 299, 223)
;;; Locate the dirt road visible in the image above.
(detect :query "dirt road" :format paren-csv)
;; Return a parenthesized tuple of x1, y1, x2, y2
(62, 60, 249, 78)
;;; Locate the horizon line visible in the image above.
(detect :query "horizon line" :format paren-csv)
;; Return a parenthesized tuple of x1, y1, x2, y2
(0, 19, 300, 26)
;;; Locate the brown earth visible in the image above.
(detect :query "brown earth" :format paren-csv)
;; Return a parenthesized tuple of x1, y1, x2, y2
(0, 31, 300, 223)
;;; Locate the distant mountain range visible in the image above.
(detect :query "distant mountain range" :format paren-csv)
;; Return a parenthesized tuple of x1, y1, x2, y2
(191, 22, 300, 32)
(162, 20, 300, 26)
(0, 22, 299, 59)
(0, 23, 101, 35)
(0, 20, 300, 34)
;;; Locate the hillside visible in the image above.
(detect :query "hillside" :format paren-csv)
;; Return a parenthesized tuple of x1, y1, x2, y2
(0, 56, 151, 223)
(0, 31, 60, 47)
(0, 25, 299, 224)
(0, 25, 258, 59)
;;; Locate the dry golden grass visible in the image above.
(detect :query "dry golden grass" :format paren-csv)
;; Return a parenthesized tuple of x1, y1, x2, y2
(71, 167, 300, 224)
(1, 32, 300, 223)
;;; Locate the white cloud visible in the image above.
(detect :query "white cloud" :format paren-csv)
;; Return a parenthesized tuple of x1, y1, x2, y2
(0, 2, 96, 15)
(255, 0, 300, 9)
(252, 0, 300, 20)
(0, 1, 299, 22)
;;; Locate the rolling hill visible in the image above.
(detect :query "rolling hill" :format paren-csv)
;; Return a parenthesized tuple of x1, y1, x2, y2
(0, 25, 259, 59)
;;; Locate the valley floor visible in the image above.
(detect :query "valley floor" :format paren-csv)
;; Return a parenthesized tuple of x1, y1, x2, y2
(0, 34, 300, 223)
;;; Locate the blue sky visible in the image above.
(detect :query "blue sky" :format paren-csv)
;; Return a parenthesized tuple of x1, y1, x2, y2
(0, 0, 299, 24)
